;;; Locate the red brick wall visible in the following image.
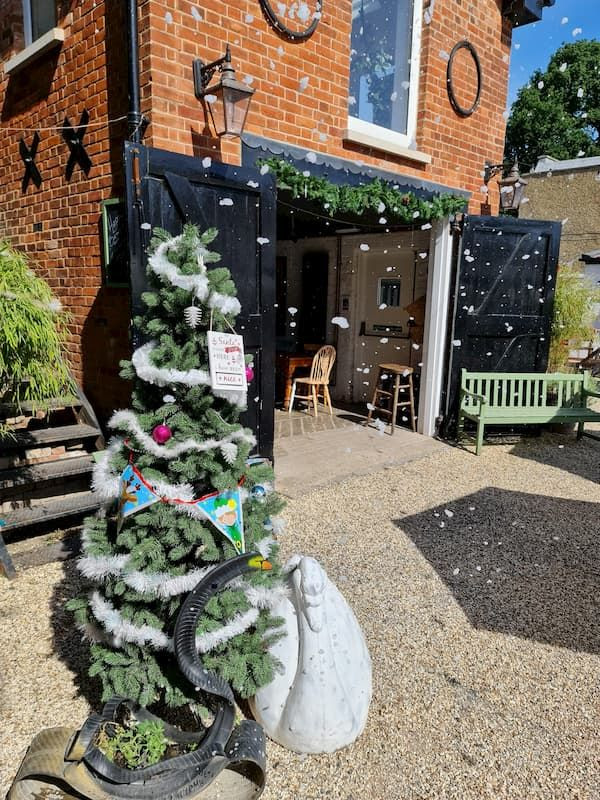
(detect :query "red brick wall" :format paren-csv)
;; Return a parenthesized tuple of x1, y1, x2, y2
(140, 0, 512, 210)
(0, 0, 130, 421)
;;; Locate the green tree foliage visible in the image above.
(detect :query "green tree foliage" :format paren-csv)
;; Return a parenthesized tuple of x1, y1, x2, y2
(548, 263, 600, 373)
(0, 241, 73, 415)
(68, 225, 285, 711)
(505, 40, 600, 169)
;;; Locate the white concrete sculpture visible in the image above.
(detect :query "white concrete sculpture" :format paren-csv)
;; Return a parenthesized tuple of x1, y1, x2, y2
(250, 555, 372, 753)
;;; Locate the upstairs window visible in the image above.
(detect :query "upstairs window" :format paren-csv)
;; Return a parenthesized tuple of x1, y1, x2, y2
(23, 0, 56, 45)
(348, 0, 421, 146)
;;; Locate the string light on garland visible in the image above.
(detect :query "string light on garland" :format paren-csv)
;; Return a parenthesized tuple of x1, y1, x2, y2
(258, 157, 467, 224)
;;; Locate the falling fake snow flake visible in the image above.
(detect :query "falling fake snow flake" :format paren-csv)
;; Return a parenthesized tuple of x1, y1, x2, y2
(306, 151, 317, 163)
(256, 237, 270, 245)
(572, 27, 582, 36)
(260, 164, 270, 175)
(204, 94, 217, 104)
(163, 395, 176, 404)
(191, 7, 202, 20)
(247, 180, 259, 188)
(299, 76, 310, 91)
(244, 13, 254, 22)
(219, 198, 233, 206)
(164, 11, 173, 23)
(202, 157, 212, 168)
(452, 568, 460, 576)
(331, 316, 350, 329)
(452, 339, 461, 347)
(140, 222, 151, 230)
(360, 243, 370, 251)
(559, 62, 568, 72)
(577, 87, 584, 98)
(421, 223, 432, 230)
(288, 307, 298, 315)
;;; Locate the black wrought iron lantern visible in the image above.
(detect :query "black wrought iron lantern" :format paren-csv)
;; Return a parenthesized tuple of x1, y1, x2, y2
(497, 161, 527, 214)
(193, 46, 254, 138)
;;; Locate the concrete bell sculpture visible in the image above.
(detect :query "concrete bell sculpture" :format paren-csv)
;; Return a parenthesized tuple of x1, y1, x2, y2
(250, 555, 372, 753)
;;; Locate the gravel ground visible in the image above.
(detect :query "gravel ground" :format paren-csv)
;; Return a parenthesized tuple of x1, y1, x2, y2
(1, 432, 599, 800)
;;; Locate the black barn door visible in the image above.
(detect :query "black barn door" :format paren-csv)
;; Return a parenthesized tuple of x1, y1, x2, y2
(443, 215, 561, 431)
(124, 142, 276, 459)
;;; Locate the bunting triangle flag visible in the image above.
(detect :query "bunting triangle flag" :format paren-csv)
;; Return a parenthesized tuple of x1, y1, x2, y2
(117, 464, 161, 532)
(195, 486, 245, 553)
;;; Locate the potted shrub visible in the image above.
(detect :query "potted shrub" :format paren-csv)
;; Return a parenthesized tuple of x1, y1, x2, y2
(0, 241, 74, 435)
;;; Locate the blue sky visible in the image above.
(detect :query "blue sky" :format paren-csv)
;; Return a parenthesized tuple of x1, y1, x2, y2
(508, 0, 600, 107)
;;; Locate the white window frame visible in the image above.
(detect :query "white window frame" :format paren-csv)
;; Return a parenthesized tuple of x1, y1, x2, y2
(347, 0, 423, 151)
(22, 0, 56, 46)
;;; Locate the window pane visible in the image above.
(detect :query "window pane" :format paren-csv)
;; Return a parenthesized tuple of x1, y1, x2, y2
(30, 0, 56, 41)
(349, 0, 415, 134)
(379, 278, 402, 307)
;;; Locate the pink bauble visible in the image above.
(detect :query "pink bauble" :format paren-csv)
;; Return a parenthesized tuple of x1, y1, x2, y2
(152, 424, 172, 444)
(245, 365, 255, 382)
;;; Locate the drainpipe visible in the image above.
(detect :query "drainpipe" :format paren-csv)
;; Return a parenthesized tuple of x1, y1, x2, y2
(126, 0, 143, 142)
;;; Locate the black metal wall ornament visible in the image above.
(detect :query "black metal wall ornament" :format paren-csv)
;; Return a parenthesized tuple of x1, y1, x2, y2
(258, 0, 321, 40)
(19, 132, 42, 192)
(446, 40, 482, 118)
(62, 109, 92, 180)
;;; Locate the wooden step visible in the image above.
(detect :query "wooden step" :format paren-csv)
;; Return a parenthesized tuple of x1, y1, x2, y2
(0, 395, 81, 417)
(0, 491, 101, 532)
(0, 424, 100, 451)
(0, 455, 95, 492)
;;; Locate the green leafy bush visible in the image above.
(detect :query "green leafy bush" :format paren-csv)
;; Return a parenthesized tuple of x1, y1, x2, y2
(0, 241, 74, 415)
(97, 719, 169, 769)
(548, 263, 600, 372)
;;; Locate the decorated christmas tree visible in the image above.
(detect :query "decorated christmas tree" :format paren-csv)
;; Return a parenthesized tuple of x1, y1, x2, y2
(68, 224, 286, 711)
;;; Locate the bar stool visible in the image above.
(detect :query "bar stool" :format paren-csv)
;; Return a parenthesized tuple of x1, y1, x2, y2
(366, 363, 416, 434)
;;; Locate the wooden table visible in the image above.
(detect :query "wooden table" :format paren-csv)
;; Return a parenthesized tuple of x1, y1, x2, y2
(277, 353, 313, 410)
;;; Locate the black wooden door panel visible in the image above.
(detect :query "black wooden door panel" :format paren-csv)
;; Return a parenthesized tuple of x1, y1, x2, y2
(444, 215, 561, 429)
(124, 142, 276, 458)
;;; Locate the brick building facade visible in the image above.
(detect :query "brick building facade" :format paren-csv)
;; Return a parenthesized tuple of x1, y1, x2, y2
(0, 0, 548, 422)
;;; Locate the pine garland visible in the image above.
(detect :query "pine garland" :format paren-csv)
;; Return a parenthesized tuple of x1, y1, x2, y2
(259, 156, 467, 224)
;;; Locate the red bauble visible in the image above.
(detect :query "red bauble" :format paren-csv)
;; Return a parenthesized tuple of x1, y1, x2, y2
(152, 424, 172, 444)
(245, 365, 255, 382)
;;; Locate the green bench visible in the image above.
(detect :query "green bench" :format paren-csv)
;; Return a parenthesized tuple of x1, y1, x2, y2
(458, 369, 600, 455)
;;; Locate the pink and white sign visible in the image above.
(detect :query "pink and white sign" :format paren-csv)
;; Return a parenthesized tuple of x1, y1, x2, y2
(207, 331, 248, 392)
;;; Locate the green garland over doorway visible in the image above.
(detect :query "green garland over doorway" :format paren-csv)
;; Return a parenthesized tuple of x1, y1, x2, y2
(258, 157, 467, 225)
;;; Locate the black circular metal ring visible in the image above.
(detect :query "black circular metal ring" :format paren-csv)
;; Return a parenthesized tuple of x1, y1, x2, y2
(446, 40, 482, 118)
(259, 0, 321, 41)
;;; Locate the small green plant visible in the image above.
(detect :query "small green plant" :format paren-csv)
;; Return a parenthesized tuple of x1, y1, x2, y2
(0, 240, 74, 423)
(97, 719, 169, 769)
(548, 263, 600, 373)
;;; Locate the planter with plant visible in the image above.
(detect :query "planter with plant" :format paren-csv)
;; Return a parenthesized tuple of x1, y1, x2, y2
(0, 241, 74, 436)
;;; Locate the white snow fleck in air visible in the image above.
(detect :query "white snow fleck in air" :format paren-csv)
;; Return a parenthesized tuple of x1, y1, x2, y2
(289, 321, 296, 328)
(245, 13, 254, 22)
(377, 201, 386, 213)
(506, 325, 513, 332)
(577, 150, 586, 157)
(421, 222, 432, 230)
(379, 338, 389, 344)
(163, 395, 175, 404)
(288, 307, 298, 315)
(302, 170, 310, 177)
(486, 352, 492, 356)
(537, 80, 544, 89)
(412, 211, 420, 219)
(439, 50, 450, 61)
(299, 76, 310, 91)
(379, 303, 387, 310)
(502, 109, 510, 120)
(259, 164, 270, 175)
(360, 243, 370, 251)
(514, 43, 520, 50)
(465, 255, 475, 263)
(204, 94, 217, 104)
(219, 198, 233, 206)
(390, 91, 398, 102)
(412, 343, 421, 350)
(191, 7, 202, 20)
(243, 75, 254, 85)
(419, 252, 428, 260)
(522, 254, 530, 260)
(572, 27, 582, 36)
(444, 509, 454, 518)
(374, 418, 386, 435)
(503, 54, 509, 63)
(561, 16, 568, 24)
(577, 87, 584, 98)
(247, 180, 259, 188)
(164, 11, 173, 23)
(379, 217, 387, 225)
(202, 157, 212, 168)
(434, 114, 441, 123)
(452, 568, 460, 576)
(386, 266, 394, 272)
(476, 566, 482, 572)
(439, 521, 445, 529)
(366, 402, 375, 411)
(348, 96, 356, 106)
(306, 151, 317, 163)
(331, 316, 349, 329)
(559, 62, 568, 72)
(140, 222, 151, 230)
(452, 339, 461, 347)
(401, 81, 410, 90)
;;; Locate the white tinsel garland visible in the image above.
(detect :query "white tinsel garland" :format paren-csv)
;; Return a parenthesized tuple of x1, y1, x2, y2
(132, 342, 211, 388)
(213, 389, 247, 408)
(91, 439, 124, 502)
(148, 236, 210, 300)
(108, 409, 255, 460)
(208, 291, 241, 317)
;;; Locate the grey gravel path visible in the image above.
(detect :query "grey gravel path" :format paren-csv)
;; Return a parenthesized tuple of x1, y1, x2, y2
(1, 432, 599, 800)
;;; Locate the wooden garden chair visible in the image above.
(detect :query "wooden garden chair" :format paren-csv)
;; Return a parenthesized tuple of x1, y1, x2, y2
(288, 345, 336, 417)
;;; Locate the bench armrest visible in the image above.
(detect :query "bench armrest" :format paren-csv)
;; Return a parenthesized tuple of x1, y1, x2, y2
(460, 388, 488, 405)
(583, 387, 600, 399)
